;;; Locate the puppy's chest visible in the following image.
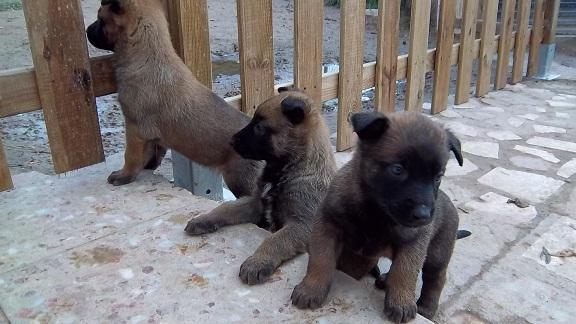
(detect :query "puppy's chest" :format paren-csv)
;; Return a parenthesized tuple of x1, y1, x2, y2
(259, 181, 286, 232)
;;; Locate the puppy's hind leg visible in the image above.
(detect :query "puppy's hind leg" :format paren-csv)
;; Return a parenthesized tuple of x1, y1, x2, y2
(108, 121, 157, 186)
(185, 196, 261, 235)
(239, 221, 310, 285)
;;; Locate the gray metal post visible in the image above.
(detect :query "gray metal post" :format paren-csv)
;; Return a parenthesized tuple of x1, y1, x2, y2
(536, 0, 561, 80)
(535, 43, 559, 80)
(172, 151, 223, 201)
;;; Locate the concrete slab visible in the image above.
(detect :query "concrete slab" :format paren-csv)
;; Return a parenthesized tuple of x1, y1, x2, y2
(547, 100, 576, 108)
(556, 112, 571, 119)
(444, 122, 480, 137)
(557, 159, 576, 179)
(507, 117, 526, 128)
(486, 130, 521, 141)
(513, 145, 560, 163)
(477, 167, 565, 203)
(518, 113, 540, 121)
(510, 156, 552, 171)
(527, 136, 576, 153)
(440, 109, 461, 118)
(445, 158, 478, 177)
(533, 124, 567, 134)
(462, 142, 499, 159)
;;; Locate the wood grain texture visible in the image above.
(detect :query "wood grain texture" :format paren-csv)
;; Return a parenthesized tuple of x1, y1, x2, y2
(495, 0, 517, 90)
(237, 0, 275, 116)
(527, 0, 545, 77)
(431, 0, 457, 113)
(294, 0, 323, 104)
(476, 0, 498, 97)
(454, 0, 479, 105)
(543, 0, 560, 44)
(512, 0, 531, 83)
(406, 0, 432, 112)
(167, 0, 212, 87)
(336, 0, 366, 151)
(0, 137, 13, 191)
(374, 0, 400, 113)
(22, 0, 104, 173)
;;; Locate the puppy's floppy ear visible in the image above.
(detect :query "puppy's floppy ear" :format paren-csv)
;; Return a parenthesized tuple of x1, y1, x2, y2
(351, 112, 389, 141)
(277, 86, 303, 93)
(101, 0, 126, 14)
(281, 96, 311, 125)
(446, 130, 464, 166)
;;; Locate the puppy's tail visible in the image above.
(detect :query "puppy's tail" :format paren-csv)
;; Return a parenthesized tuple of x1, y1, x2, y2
(456, 230, 472, 239)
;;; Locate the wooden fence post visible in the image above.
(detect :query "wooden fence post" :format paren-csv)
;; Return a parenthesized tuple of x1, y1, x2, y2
(294, 0, 324, 104)
(527, 0, 545, 77)
(22, 0, 104, 173)
(237, 0, 275, 116)
(454, 0, 479, 105)
(495, 0, 517, 90)
(476, 0, 498, 97)
(0, 137, 13, 191)
(166, 0, 223, 201)
(406, 0, 432, 112)
(512, 0, 531, 83)
(431, 0, 457, 113)
(336, 0, 366, 151)
(374, 0, 400, 113)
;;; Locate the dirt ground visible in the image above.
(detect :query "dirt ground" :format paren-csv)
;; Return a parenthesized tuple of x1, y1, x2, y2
(0, 0, 574, 176)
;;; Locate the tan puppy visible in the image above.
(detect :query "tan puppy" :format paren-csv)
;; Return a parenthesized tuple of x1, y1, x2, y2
(292, 111, 466, 323)
(86, 0, 260, 197)
(186, 88, 336, 285)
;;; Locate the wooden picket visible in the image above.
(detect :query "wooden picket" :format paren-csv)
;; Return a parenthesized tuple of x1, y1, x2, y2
(406, 0, 432, 112)
(454, 0, 479, 105)
(476, 0, 499, 97)
(374, 0, 400, 113)
(432, 0, 458, 113)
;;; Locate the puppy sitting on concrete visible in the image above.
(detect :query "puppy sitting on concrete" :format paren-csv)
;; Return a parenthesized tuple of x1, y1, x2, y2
(185, 87, 336, 285)
(291, 111, 464, 323)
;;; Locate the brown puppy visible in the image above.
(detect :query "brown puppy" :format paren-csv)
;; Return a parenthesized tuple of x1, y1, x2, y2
(291, 111, 464, 323)
(185, 88, 336, 285)
(86, 0, 260, 197)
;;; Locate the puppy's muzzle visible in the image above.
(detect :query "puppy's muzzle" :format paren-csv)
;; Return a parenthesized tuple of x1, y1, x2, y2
(411, 204, 432, 224)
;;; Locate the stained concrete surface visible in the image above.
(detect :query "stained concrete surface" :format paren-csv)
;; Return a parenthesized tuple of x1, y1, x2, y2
(2, 80, 576, 322)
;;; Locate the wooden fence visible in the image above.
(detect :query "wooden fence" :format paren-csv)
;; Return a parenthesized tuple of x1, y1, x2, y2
(0, 0, 562, 192)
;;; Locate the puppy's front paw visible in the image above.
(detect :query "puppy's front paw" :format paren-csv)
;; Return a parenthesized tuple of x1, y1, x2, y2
(384, 296, 417, 323)
(416, 303, 437, 321)
(291, 281, 329, 309)
(107, 170, 136, 186)
(185, 217, 219, 235)
(239, 256, 275, 285)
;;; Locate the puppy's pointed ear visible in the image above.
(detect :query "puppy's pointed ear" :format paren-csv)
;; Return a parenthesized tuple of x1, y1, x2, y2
(281, 96, 311, 125)
(446, 130, 464, 166)
(351, 112, 389, 141)
(102, 0, 126, 14)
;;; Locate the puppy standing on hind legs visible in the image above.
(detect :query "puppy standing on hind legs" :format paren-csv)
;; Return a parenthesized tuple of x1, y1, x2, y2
(292, 111, 467, 323)
(186, 88, 336, 285)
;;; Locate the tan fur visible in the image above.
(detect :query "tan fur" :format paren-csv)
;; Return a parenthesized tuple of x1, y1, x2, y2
(185, 89, 337, 285)
(87, 0, 260, 196)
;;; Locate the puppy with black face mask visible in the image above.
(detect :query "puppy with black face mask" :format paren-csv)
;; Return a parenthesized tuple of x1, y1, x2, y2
(291, 111, 466, 323)
(185, 87, 336, 285)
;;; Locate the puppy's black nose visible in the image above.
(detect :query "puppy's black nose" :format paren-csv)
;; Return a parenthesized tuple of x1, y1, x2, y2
(412, 205, 432, 221)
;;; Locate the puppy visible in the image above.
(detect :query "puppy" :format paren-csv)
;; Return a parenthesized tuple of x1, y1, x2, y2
(86, 0, 260, 197)
(291, 111, 464, 323)
(185, 88, 336, 285)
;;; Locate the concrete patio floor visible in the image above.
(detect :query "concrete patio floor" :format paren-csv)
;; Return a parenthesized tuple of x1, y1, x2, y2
(1, 79, 576, 323)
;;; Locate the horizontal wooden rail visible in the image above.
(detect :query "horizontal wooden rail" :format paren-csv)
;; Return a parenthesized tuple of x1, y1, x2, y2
(0, 30, 531, 119)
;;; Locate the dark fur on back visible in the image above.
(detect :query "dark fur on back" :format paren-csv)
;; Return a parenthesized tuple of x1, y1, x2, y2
(292, 112, 464, 323)
(186, 89, 336, 285)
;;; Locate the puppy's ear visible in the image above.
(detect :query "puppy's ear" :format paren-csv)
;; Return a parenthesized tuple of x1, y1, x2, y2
(277, 86, 302, 93)
(446, 130, 464, 166)
(281, 96, 311, 125)
(102, 0, 126, 14)
(351, 112, 389, 141)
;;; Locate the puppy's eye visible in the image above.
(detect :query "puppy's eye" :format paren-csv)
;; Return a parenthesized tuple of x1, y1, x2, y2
(435, 173, 444, 182)
(254, 123, 265, 136)
(389, 164, 405, 176)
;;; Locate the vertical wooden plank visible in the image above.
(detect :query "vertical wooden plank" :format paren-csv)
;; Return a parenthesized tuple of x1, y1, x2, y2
(406, 0, 432, 112)
(476, 0, 498, 96)
(542, 0, 560, 44)
(294, 0, 324, 103)
(167, 0, 212, 86)
(429, 0, 456, 114)
(527, 0, 545, 77)
(454, 0, 479, 105)
(494, 0, 517, 90)
(336, 0, 365, 151)
(22, 0, 104, 173)
(511, 0, 531, 83)
(0, 138, 13, 191)
(237, 0, 275, 116)
(374, 0, 401, 113)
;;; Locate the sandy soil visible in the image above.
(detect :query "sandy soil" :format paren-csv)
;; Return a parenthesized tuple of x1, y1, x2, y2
(0, 0, 574, 176)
